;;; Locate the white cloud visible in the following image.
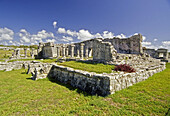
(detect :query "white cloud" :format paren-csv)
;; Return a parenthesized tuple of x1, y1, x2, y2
(9, 41, 13, 43)
(142, 36, 146, 41)
(102, 31, 114, 38)
(94, 33, 102, 38)
(162, 41, 170, 46)
(154, 38, 158, 42)
(116, 33, 126, 39)
(58, 28, 66, 34)
(46, 39, 56, 43)
(61, 36, 73, 42)
(66, 30, 77, 36)
(21, 36, 30, 43)
(57, 28, 115, 42)
(133, 33, 139, 35)
(19, 29, 55, 44)
(20, 29, 27, 33)
(53, 21, 57, 28)
(77, 29, 94, 40)
(19, 29, 31, 43)
(0, 27, 14, 41)
(142, 41, 152, 45)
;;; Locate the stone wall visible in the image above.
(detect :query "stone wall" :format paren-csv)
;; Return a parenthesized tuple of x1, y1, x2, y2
(42, 42, 57, 58)
(27, 62, 52, 80)
(143, 48, 169, 61)
(37, 34, 143, 61)
(143, 48, 156, 58)
(41, 62, 165, 96)
(92, 39, 117, 61)
(0, 61, 31, 71)
(28, 57, 166, 96)
(103, 34, 143, 54)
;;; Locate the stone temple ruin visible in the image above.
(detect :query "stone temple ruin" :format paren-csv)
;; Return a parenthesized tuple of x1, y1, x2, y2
(0, 34, 167, 96)
(143, 48, 169, 62)
(37, 34, 143, 63)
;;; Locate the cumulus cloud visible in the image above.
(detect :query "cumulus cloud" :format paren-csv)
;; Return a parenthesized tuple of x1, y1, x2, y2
(58, 28, 66, 34)
(19, 29, 31, 43)
(77, 29, 94, 40)
(94, 33, 103, 38)
(66, 30, 77, 36)
(53, 21, 57, 28)
(19, 29, 55, 44)
(116, 33, 126, 39)
(154, 38, 158, 41)
(0, 27, 14, 41)
(61, 36, 73, 42)
(162, 41, 170, 46)
(133, 33, 139, 35)
(102, 31, 114, 38)
(142, 41, 152, 45)
(57, 27, 116, 42)
(46, 39, 56, 43)
(142, 36, 146, 41)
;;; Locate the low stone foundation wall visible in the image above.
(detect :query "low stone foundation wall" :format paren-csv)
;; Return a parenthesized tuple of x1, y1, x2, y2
(27, 62, 52, 80)
(46, 62, 165, 96)
(0, 59, 165, 96)
(0, 61, 31, 71)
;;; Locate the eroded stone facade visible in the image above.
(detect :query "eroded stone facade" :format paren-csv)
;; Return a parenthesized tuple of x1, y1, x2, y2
(37, 34, 143, 63)
(143, 48, 169, 62)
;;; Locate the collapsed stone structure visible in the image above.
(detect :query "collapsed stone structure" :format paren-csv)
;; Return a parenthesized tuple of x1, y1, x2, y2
(143, 48, 169, 62)
(0, 33, 167, 96)
(11, 48, 37, 59)
(37, 34, 143, 63)
(12, 49, 20, 59)
(22, 33, 165, 96)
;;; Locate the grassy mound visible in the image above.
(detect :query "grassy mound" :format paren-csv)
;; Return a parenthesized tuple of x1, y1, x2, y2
(0, 63, 169, 115)
(58, 61, 114, 73)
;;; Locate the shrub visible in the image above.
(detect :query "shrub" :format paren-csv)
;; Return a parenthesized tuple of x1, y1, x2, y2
(114, 64, 135, 73)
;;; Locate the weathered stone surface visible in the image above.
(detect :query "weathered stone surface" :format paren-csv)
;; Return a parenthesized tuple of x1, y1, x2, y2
(0, 61, 31, 71)
(143, 48, 169, 61)
(27, 60, 166, 96)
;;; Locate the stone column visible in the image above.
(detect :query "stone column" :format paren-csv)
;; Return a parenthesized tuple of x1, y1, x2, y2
(85, 48, 88, 59)
(57, 46, 61, 58)
(66, 48, 69, 57)
(16, 49, 20, 58)
(31, 48, 34, 58)
(166, 52, 169, 60)
(12, 49, 16, 58)
(77, 49, 80, 58)
(80, 43, 85, 59)
(24, 48, 27, 58)
(62, 45, 66, 58)
(71, 44, 75, 58)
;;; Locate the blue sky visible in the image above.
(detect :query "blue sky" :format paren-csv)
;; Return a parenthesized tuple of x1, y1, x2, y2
(0, 0, 170, 51)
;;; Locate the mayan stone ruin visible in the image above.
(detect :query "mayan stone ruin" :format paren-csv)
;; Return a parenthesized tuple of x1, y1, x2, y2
(0, 33, 167, 96)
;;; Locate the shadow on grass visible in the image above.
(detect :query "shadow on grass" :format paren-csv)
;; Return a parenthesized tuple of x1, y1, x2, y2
(47, 76, 91, 97)
(26, 77, 33, 80)
(21, 72, 27, 74)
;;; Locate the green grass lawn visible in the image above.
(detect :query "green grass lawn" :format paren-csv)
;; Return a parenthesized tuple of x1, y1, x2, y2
(0, 49, 32, 60)
(8, 58, 58, 63)
(0, 63, 169, 115)
(0, 49, 13, 59)
(58, 61, 114, 73)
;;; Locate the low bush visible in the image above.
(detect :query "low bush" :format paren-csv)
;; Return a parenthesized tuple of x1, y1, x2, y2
(114, 64, 135, 73)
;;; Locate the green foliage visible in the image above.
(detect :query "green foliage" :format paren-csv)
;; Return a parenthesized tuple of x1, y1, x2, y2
(58, 61, 114, 73)
(0, 63, 169, 115)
